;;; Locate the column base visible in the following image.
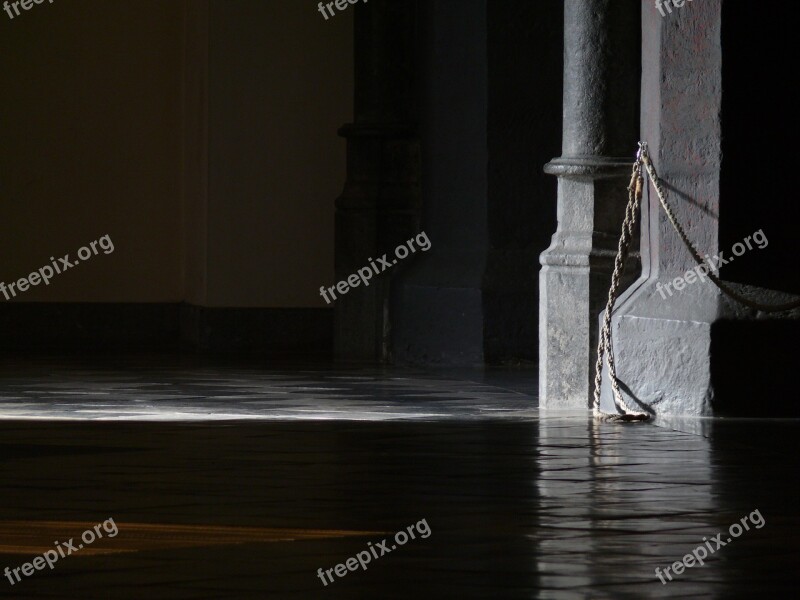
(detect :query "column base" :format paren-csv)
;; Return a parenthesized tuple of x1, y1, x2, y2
(599, 276, 800, 417)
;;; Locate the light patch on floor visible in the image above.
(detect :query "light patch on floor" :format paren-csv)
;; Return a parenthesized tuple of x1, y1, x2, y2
(0, 367, 537, 421)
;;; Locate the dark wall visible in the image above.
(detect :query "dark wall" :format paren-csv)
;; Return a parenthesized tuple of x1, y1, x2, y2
(391, 0, 490, 366)
(720, 1, 800, 294)
(485, 0, 562, 363)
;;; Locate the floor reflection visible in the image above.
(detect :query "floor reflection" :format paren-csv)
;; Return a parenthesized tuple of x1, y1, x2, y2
(0, 365, 797, 598)
(536, 415, 799, 599)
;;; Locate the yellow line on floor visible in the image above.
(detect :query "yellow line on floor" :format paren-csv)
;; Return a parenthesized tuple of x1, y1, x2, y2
(0, 521, 385, 555)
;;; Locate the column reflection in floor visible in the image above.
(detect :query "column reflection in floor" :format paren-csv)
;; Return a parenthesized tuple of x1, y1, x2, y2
(536, 414, 716, 598)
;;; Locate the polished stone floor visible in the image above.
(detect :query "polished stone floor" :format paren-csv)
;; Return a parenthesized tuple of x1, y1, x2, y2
(0, 358, 797, 598)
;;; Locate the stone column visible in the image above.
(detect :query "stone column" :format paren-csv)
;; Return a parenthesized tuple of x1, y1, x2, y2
(539, 0, 640, 409)
(335, 1, 421, 362)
